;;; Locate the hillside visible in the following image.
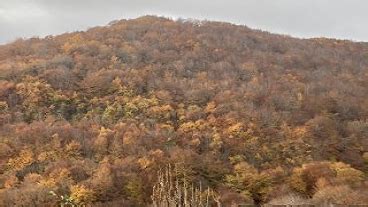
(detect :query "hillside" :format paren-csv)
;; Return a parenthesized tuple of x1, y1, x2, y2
(0, 16, 367, 206)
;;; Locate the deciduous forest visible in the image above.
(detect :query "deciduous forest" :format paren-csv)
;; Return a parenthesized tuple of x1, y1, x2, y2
(0, 16, 367, 206)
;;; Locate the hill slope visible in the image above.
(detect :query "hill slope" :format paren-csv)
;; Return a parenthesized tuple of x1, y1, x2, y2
(0, 16, 367, 206)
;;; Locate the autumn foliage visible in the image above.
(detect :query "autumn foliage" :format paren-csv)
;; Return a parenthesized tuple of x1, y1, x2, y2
(0, 16, 367, 206)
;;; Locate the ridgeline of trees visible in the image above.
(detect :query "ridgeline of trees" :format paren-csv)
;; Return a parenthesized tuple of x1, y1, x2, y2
(0, 16, 367, 206)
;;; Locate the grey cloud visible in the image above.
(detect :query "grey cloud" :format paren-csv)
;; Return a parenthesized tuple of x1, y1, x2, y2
(1, 0, 368, 44)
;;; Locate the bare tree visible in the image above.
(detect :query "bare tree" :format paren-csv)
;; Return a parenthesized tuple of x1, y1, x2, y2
(151, 164, 220, 207)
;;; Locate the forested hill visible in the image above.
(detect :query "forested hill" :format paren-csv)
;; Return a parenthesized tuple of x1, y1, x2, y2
(0, 16, 367, 206)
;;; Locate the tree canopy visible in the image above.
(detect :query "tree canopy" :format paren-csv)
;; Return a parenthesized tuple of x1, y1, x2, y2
(0, 16, 367, 206)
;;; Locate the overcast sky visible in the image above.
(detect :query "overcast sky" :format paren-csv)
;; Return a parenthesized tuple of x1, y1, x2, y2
(1, 0, 367, 44)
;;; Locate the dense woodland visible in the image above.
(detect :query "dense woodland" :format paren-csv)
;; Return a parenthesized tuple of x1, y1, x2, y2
(0, 16, 367, 206)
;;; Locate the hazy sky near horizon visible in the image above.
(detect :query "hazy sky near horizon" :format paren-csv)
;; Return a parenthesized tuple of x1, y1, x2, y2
(1, 0, 367, 44)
